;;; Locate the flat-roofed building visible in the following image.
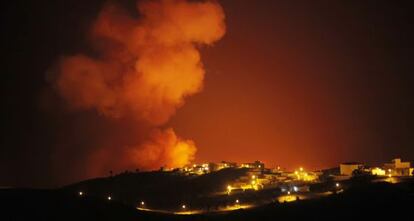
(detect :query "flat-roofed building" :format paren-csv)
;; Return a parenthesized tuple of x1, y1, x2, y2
(384, 158, 411, 176)
(340, 162, 363, 176)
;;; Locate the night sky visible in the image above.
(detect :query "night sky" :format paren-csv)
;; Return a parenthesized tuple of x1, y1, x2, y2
(2, 0, 414, 187)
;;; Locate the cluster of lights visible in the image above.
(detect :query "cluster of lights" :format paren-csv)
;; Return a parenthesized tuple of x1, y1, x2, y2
(293, 167, 317, 182)
(240, 164, 251, 168)
(202, 164, 209, 172)
(216, 163, 229, 170)
(251, 175, 260, 190)
(227, 174, 262, 194)
(371, 168, 396, 177)
(240, 163, 263, 169)
(388, 169, 393, 178)
(227, 185, 232, 194)
(186, 163, 210, 174)
(371, 167, 386, 176)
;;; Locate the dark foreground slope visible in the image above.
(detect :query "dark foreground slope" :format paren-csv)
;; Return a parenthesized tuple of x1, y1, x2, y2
(62, 168, 250, 210)
(1, 179, 414, 221)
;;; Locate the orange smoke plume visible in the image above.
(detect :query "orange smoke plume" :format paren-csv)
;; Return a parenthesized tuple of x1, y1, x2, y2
(55, 0, 225, 125)
(51, 0, 225, 174)
(128, 128, 197, 170)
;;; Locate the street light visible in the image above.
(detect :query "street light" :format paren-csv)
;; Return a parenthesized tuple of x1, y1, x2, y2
(78, 191, 83, 196)
(235, 199, 239, 204)
(335, 183, 340, 188)
(227, 185, 232, 194)
(182, 204, 186, 209)
(140, 201, 145, 206)
(107, 196, 112, 200)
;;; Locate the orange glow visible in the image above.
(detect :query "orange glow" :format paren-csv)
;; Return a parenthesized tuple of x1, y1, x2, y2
(168, 1, 369, 171)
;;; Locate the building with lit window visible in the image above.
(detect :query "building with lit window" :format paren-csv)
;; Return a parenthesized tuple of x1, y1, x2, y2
(240, 161, 265, 169)
(383, 158, 411, 176)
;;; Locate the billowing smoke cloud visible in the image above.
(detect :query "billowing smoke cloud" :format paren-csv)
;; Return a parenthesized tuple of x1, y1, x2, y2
(51, 0, 225, 177)
(127, 128, 197, 170)
(56, 0, 225, 125)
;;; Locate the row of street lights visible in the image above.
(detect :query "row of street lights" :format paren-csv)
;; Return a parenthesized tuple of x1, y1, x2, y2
(78, 191, 196, 211)
(78, 191, 113, 201)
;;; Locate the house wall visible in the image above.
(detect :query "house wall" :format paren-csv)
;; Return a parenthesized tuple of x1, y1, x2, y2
(340, 164, 361, 176)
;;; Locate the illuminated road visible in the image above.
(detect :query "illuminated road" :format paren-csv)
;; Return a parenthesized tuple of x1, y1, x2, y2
(276, 190, 344, 203)
(137, 207, 204, 215)
(135, 190, 341, 215)
(137, 203, 253, 215)
(373, 176, 403, 184)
